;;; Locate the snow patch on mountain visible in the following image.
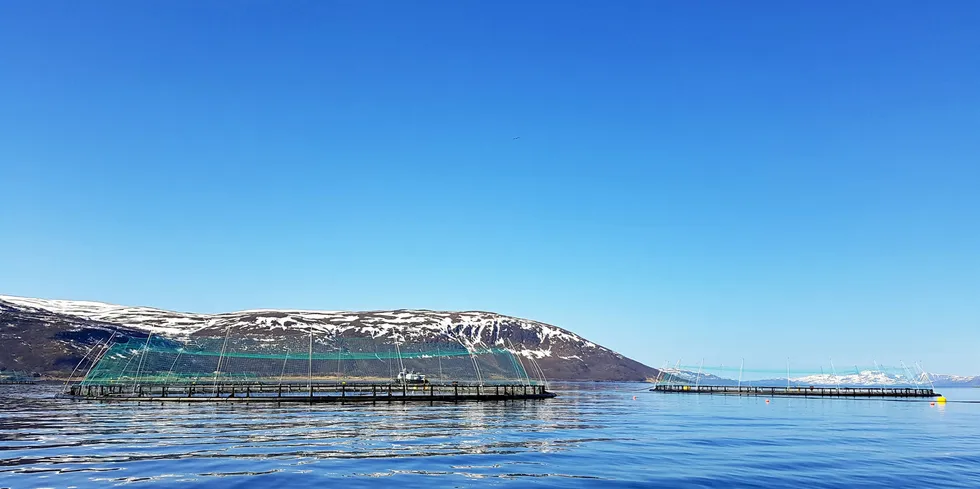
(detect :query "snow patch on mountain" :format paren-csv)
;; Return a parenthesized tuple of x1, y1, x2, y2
(786, 371, 909, 386)
(0, 294, 602, 362)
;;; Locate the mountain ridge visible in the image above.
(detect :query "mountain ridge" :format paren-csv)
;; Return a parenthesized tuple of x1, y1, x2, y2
(0, 294, 659, 382)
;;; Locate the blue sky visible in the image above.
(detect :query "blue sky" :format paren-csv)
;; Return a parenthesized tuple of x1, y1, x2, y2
(1, 2, 978, 375)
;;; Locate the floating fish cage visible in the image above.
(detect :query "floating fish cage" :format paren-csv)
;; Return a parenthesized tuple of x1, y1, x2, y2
(651, 384, 938, 398)
(64, 334, 554, 403)
(0, 371, 36, 385)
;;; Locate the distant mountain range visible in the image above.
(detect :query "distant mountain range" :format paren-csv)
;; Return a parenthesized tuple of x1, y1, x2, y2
(0, 295, 659, 381)
(657, 368, 980, 387)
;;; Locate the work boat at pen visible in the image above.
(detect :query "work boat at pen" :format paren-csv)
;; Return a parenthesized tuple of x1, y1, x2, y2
(396, 369, 427, 384)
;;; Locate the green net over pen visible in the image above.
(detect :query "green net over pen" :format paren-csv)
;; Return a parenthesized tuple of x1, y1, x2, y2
(81, 334, 538, 386)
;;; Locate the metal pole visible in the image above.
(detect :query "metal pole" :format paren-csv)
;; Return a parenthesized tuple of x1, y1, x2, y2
(116, 343, 142, 382)
(279, 348, 289, 386)
(63, 336, 109, 393)
(465, 343, 485, 386)
(437, 344, 444, 382)
(528, 354, 549, 391)
(654, 361, 667, 386)
(395, 342, 405, 373)
(133, 334, 153, 391)
(900, 361, 920, 388)
(164, 347, 183, 385)
(213, 328, 230, 395)
(786, 357, 790, 389)
(336, 338, 344, 381)
(738, 358, 744, 390)
(81, 335, 117, 386)
(916, 362, 936, 390)
(508, 339, 532, 386)
(526, 348, 544, 387)
(667, 359, 681, 385)
(695, 358, 704, 388)
(308, 328, 314, 394)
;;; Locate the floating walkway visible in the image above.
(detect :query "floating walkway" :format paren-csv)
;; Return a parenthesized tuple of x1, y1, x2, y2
(651, 384, 938, 398)
(65, 381, 555, 403)
(0, 373, 36, 385)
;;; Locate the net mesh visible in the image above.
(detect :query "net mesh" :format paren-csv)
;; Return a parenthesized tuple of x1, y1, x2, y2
(81, 334, 534, 386)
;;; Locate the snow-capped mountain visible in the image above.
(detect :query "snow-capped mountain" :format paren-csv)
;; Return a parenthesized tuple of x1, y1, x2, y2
(0, 295, 658, 381)
(766, 371, 978, 387)
(778, 371, 914, 387)
(654, 368, 734, 385)
(915, 373, 980, 387)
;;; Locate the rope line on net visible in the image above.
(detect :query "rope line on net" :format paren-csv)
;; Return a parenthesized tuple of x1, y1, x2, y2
(79, 336, 545, 388)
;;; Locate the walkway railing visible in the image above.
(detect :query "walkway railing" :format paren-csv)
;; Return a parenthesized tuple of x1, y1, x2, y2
(65, 381, 554, 403)
(651, 384, 937, 398)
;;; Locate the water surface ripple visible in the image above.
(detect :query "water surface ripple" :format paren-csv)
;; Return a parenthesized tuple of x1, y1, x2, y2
(2, 384, 979, 487)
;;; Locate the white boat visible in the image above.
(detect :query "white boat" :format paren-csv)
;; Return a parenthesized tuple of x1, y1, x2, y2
(396, 368, 427, 384)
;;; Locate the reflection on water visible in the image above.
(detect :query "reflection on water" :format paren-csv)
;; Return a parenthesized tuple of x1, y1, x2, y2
(1, 384, 979, 487)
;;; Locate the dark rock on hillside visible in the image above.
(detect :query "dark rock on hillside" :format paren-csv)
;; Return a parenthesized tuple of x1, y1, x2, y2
(0, 295, 659, 381)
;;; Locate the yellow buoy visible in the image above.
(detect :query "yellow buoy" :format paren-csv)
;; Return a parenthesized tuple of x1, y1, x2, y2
(937, 396, 947, 403)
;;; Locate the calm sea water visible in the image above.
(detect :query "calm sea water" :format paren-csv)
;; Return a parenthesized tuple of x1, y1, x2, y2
(2, 383, 979, 488)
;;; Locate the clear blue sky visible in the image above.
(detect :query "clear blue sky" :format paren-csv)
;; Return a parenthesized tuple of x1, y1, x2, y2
(1, 2, 977, 375)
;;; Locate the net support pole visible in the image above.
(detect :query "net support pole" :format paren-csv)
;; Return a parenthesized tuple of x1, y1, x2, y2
(395, 342, 405, 374)
(786, 357, 791, 389)
(900, 361, 920, 388)
(164, 347, 183, 385)
(63, 334, 111, 393)
(507, 339, 532, 386)
(437, 344, 444, 382)
(133, 334, 153, 391)
(667, 359, 681, 385)
(213, 328, 230, 396)
(308, 328, 313, 396)
(738, 358, 744, 390)
(468, 344, 485, 386)
(336, 338, 344, 381)
(916, 362, 935, 390)
(527, 353, 549, 390)
(695, 358, 704, 388)
(279, 348, 289, 387)
(82, 335, 117, 386)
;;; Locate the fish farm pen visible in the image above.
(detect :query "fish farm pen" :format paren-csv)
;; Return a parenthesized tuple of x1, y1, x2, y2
(0, 371, 36, 385)
(63, 334, 554, 403)
(651, 385, 939, 398)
